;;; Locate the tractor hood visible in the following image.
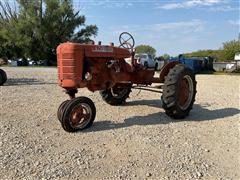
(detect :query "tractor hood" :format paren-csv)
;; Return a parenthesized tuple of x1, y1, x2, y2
(57, 42, 131, 59)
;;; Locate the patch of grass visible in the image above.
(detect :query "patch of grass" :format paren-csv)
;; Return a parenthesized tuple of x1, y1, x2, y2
(198, 70, 240, 75)
(213, 71, 240, 75)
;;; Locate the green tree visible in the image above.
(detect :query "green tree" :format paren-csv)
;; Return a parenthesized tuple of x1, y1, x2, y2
(0, 1, 21, 59)
(183, 38, 240, 62)
(0, 0, 98, 65)
(222, 39, 240, 61)
(135, 45, 156, 57)
(184, 49, 223, 61)
(162, 53, 170, 60)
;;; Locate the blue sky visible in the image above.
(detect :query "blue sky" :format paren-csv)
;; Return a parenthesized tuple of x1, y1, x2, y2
(73, 0, 239, 56)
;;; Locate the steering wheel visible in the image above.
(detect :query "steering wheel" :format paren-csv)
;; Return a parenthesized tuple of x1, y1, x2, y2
(119, 32, 135, 50)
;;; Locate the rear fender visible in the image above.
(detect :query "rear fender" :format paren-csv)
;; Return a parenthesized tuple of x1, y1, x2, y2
(159, 61, 180, 83)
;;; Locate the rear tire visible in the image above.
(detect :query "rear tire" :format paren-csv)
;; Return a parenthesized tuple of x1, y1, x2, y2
(0, 69, 7, 85)
(161, 64, 196, 119)
(60, 97, 96, 132)
(100, 85, 131, 105)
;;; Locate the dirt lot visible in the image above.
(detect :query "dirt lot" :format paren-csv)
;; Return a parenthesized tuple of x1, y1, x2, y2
(0, 67, 239, 179)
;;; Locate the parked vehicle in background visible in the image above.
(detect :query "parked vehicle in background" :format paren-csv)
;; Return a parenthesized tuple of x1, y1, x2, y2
(8, 58, 29, 66)
(168, 54, 214, 73)
(169, 55, 202, 73)
(38, 59, 48, 66)
(29, 60, 37, 66)
(7, 59, 12, 64)
(154, 56, 166, 70)
(234, 53, 240, 61)
(213, 62, 237, 72)
(135, 53, 158, 69)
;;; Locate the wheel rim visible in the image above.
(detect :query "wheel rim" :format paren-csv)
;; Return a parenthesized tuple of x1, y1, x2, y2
(69, 103, 92, 129)
(111, 87, 129, 99)
(179, 75, 194, 110)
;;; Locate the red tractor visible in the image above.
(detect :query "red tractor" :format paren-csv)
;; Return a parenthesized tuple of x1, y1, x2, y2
(57, 32, 196, 132)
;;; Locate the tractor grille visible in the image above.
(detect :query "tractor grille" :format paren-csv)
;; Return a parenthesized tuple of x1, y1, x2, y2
(57, 43, 84, 88)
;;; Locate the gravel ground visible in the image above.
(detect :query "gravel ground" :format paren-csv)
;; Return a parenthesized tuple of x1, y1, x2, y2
(0, 67, 239, 180)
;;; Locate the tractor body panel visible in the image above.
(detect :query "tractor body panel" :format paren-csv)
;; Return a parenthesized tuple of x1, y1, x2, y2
(57, 42, 174, 91)
(57, 43, 84, 88)
(57, 43, 131, 89)
(159, 61, 180, 83)
(84, 45, 131, 58)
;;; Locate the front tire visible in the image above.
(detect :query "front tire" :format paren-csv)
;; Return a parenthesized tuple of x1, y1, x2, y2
(161, 64, 196, 119)
(57, 100, 69, 121)
(0, 69, 7, 85)
(60, 97, 96, 132)
(100, 85, 131, 105)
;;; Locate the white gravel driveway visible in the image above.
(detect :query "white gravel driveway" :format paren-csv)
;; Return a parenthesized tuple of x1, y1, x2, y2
(0, 67, 239, 179)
